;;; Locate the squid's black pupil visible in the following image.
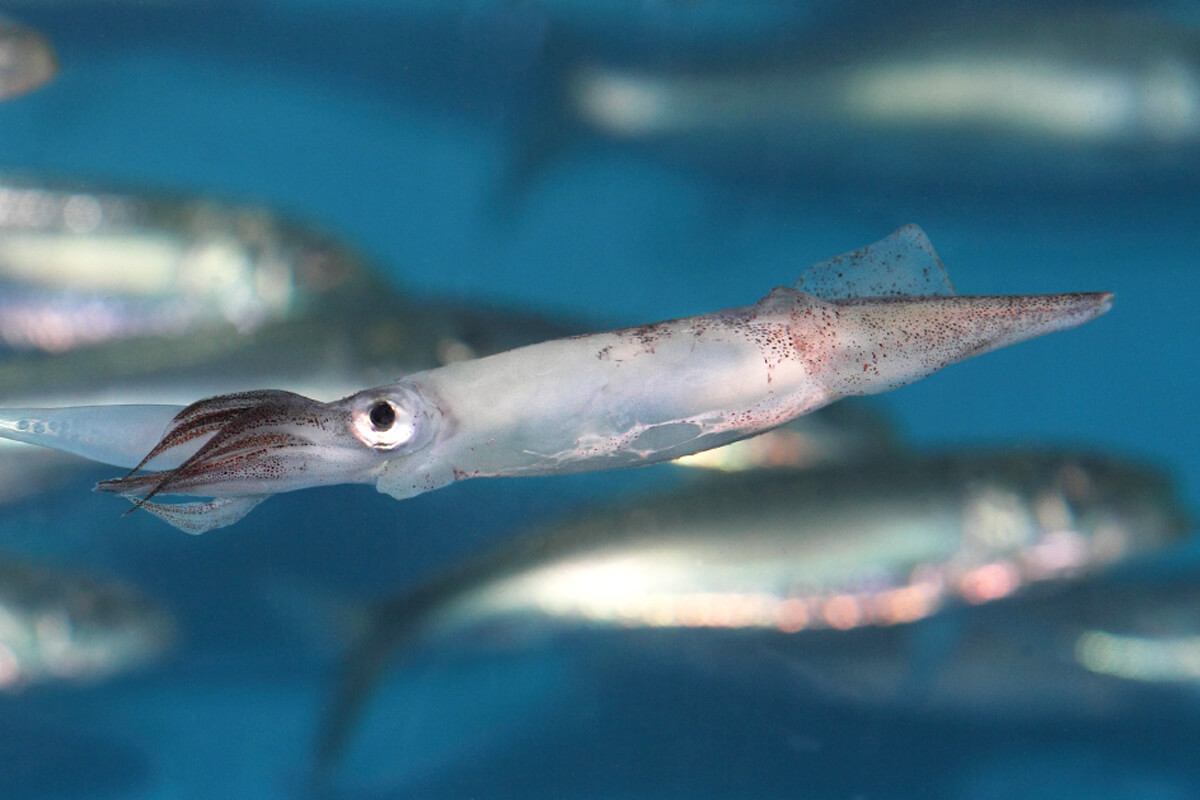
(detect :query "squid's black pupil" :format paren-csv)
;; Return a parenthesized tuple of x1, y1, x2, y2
(369, 401, 396, 431)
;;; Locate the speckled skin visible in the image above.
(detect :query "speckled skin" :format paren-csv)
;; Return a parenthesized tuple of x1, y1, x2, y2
(377, 287, 1112, 499)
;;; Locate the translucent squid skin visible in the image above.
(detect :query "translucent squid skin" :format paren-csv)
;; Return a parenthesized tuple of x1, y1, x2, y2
(381, 288, 1111, 499)
(0, 226, 1114, 532)
(386, 291, 828, 493)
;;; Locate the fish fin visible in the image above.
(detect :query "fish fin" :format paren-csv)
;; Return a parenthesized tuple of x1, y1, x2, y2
(314, 620, 403, 780)
(315, 534, 574, 777)
(314, 573, 473, 777)
(487, 25, 594, 221)
(491, 103, 580, 222)
(117, 495, 269, 535)
(314, 604, 442, 780)
(794, 224, 957, 299)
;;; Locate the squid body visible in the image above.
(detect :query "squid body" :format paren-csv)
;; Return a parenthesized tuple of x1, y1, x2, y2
(0, 226, 1112, 532)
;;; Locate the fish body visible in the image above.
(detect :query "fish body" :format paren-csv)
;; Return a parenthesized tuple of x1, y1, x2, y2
(0, 225, 1111, 531)
(373, 450, 1190, 639)
(0, 177, 401, 356)
(1045, 574, 1200, 686)
(0, 558, 173, 689)
(763, 569, 1200, 720)
(0, 178, 576, 383)
(315, 448, 1190, 764)
(0, 177, 573, 378)
(550, 10, 1200, 186)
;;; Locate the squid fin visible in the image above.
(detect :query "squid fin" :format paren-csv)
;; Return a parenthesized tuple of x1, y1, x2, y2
(795, 224, 957, 299)
(0, 404, 184, 469)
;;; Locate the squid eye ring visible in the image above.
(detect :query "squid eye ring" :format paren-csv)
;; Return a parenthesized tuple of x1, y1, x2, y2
(350, 391, 426, 451)
(368, 400, 396, 431)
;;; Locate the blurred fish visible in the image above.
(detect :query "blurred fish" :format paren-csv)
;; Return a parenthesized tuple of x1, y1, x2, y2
(520, 9, 1200, 190)
(0, 558, 173, 689)
(0, 17, 56, 101)
(315, 449, 1190, 767)
(761, 568, 1200, 721)
(1029, 572, 1200, 688)
(0, 177, 578, 402)
(0, 177, 425, 358)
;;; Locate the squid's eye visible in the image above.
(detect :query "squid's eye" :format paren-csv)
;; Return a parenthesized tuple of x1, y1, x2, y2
(368, 401, 396, 431)
(351, 394, 421, 451)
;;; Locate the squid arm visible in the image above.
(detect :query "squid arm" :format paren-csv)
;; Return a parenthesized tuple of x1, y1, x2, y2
(0, 226, 1112, 533)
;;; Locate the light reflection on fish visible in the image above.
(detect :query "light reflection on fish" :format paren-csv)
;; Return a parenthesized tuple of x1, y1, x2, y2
(0, 183, 571, 402)
(315, 449, 1189, 766)
(0, 225, 1111, 531)
(0, 176, 575, 376)
(0, 558, 173, 689)
(1069, 575, 1200, 685)
(0, 177, 395, 354)
(542, 9, 1200, 186)
(762, 567, 1200, 721)
(0, 17, 56, 102)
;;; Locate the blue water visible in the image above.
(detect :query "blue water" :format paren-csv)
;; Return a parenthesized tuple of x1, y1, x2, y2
(1, 2, 1199, 799)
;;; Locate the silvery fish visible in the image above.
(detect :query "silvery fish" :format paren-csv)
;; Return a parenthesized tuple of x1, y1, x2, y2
(315, 449, 1189, 766)
(1042, 573, 1200, 688)
(530, 9, 1200, 187)
(0, 558, 174, 689)
(0, 175, 570, 402)
(0, 177, 419, 360)
(0, 17, 56, 101)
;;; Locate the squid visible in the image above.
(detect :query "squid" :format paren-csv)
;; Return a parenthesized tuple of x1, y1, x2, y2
(0, 226, 1112, 533)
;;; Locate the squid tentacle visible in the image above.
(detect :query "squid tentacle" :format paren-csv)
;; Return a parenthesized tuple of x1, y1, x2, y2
(121, 390, 307, 478)
(101, 396, 316, 510)
(99, 431, 311, 500)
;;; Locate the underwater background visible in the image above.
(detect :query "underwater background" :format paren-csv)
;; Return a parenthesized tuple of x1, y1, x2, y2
(0, 1, 1198, 798)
